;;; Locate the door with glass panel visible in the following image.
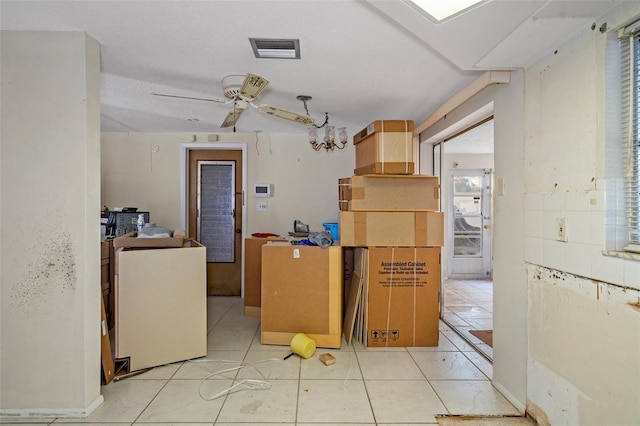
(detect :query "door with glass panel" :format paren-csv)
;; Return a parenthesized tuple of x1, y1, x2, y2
(448, 169, 492, 279)
(188, 150, 243, 295)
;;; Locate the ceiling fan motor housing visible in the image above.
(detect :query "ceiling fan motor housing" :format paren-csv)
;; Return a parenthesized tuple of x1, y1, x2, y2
(222, 75, 245, 99)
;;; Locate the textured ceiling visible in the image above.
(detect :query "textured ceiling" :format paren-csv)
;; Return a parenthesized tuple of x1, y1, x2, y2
(0, 0, 622, 136)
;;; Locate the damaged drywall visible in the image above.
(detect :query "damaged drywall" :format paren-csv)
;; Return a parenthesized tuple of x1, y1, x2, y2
(527, 264, 640, 425)
(10, 226, 78, 314)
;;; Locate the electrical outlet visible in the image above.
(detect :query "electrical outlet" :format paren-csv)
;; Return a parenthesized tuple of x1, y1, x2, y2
(556, 217, 568, 242)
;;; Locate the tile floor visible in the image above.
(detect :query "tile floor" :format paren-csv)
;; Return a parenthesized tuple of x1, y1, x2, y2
(442, 279, 494, 361)
(2, 296, 520, 426)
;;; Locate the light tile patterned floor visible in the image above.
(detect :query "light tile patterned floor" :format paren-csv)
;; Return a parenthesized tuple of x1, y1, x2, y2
(2, 296, 519, 426)
(442, 279, 494, 360)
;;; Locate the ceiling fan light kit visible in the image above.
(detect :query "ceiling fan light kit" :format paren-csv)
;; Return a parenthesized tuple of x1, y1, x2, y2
(152, 73, 347, 148)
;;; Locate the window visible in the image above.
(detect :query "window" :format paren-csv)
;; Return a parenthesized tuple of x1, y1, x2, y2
(619, 21, 640, 252)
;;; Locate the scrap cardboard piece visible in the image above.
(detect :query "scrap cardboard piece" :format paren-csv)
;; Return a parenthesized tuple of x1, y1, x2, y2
(342, 271, 363, 344)
(319, 353, 336, 366)
(101, 295, 115, 385)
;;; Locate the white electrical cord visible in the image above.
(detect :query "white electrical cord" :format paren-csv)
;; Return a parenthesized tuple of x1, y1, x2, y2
(188, 357, 282, 401)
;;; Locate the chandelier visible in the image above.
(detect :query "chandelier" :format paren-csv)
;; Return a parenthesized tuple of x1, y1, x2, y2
(296, 95, 347, 151)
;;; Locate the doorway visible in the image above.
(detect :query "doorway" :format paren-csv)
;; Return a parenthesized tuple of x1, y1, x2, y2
(181, 144, 247, 296)
(449, 169, 492, 279)
(432, 119, 494, 360)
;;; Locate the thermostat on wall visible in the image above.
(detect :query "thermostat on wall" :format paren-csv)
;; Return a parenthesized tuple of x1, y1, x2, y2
(254, 183, 271, 198)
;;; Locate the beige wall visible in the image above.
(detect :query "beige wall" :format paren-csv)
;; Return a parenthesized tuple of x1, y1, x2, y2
(101, 132, 355, 235)
(0, 31, 102, 415)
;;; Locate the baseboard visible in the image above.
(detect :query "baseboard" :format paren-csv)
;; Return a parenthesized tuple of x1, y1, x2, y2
(0, 394, 104, 418)
(492, 381, 526, 413)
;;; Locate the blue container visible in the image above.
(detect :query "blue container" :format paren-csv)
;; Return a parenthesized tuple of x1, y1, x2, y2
(322, 222, 339, 240)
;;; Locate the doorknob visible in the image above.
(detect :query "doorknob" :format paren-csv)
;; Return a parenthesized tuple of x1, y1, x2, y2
(483, 224, 490, 229)
(236, 229, 242, 234)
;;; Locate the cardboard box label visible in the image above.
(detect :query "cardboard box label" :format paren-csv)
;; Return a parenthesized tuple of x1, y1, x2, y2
(370, 329, 400, 343)
(377, 259, 430, 287)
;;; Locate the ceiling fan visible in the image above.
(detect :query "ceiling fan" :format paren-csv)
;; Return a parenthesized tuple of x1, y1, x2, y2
(152, 73, 316, 129)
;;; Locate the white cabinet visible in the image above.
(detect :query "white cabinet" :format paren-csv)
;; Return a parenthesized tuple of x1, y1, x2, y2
(115, 240, 207, 371)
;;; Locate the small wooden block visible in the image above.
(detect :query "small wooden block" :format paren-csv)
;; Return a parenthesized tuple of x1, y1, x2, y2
(319, 353, 336, 366)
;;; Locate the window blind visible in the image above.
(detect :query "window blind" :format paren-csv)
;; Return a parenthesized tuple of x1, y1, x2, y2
(620, 22, 640, 252)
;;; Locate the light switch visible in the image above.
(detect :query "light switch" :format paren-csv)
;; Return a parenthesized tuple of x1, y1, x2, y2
(496, 177, 505, 196)
(256, 201, 268, 212)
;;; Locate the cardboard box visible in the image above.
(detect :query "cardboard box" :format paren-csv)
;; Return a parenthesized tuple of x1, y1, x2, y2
(261, 243, 342, 348)
(365, 247, 440, 347)
(113, 229, 186, 248)
(344, 247, 440, 347)
(339, 211, 444, 247)
(115, 239, 207, 371)
(354, 120, 414, 175)
(353, 120, 415, 145)
(354, 162, 415, 176)
(243, 237, 287, 317)
(339, 175, 439, 211)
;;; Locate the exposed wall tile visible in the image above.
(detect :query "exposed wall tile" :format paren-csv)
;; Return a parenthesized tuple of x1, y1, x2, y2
(564, 242, 591, 277)
(565, 211, 590, 245)
(565, 191, 591, 211)
(623, 259, 640, 288)
(542, 192, 565, 212)
(524, 210, 542, 238)
(525, 237, 543, 265)
(590, 246, 624, 285)
(590, 211, 605, 247)
(542, 240, 564, 271)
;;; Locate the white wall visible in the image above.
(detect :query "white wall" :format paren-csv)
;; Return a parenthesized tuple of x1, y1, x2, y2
(101, 132, 355, 235)
(0, 31, 102, 416)
(523, 3, 640, 424)
(419, 73, 528, 410)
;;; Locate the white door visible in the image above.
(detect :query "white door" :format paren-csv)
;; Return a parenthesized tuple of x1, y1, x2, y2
(448, 169, 492, 279)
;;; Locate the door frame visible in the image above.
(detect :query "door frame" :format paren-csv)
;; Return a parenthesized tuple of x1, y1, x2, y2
(180, 143, 248, 296)
(447, 168, 493, 279)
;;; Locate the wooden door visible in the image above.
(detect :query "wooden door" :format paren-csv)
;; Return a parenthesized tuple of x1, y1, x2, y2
(188, 149, 243, 295)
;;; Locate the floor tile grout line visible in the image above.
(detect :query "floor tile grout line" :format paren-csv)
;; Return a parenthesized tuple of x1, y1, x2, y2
(351, 343, 378, 425)
(294, 343, 302, 425)
(459, 351, 492, 381)
(212, 301, 261, 425)
(129, 377, 173, 424)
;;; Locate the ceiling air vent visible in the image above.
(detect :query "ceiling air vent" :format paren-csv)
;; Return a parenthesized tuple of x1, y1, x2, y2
(249, 38, 300, 59)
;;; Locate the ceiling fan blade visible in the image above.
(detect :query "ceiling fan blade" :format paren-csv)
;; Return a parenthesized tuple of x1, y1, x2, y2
(151, 92, 230, 104)
(257, 104, 315, 126)
(220, 103, 247, 128)
(220, 109, 244, 128)
(239, 73, 269, 101)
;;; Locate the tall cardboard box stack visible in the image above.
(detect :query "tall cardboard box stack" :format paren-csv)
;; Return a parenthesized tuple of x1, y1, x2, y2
(340, 120, 444, 347)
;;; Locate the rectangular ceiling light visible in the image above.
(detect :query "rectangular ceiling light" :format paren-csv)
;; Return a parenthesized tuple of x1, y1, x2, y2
(250, 38, 300, 59)
(408, 0, 484, 22)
